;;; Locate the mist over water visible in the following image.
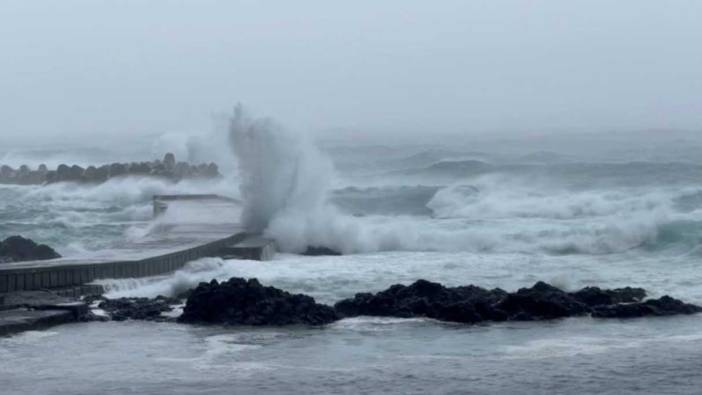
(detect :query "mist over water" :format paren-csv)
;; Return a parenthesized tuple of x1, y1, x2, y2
(4, 112, 702, 259)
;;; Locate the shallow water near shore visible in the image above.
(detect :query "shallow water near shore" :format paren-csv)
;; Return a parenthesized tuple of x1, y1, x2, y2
(2, 314, 702, 395)
(78, 250, 702, 395)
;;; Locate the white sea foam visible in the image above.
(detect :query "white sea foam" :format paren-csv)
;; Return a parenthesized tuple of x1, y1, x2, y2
(25, 176, 238, 206)
(229, 105, 333, 234)
(98, 257, 236, 298)
(427, 176, 681, 220)
(226, 108, 702, 256)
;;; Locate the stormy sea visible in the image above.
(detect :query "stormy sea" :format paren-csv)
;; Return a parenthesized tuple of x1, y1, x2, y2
(2, 118, 702, 394)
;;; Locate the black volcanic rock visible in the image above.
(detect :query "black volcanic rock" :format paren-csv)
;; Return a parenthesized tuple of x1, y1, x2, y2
(591, 295, 702, 318)
(571, 286, 646, 307)
(92, 278, 700, 327)
(303, 246, 342, 256)
(0, 236, 61, 263)
(179, 278, 338, 326)
(334, 279, 508, 323)
(493, 281, 590, 320)
(98, 296, 179, 321)
(334, 280, 701, 324)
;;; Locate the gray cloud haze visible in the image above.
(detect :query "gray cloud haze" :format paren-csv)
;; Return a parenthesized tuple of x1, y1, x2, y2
(1, 0, 701, 146)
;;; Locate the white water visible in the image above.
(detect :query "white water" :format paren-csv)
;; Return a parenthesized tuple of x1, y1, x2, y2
(229, 105, 333, 235)
(5, 117, 702, 395)
(226, 111, 702, 255)
(0, 176, 240, 256)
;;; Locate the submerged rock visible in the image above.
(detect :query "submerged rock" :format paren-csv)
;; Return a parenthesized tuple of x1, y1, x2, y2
(0, 236, 61, 263)
(179, 278, 338, 326)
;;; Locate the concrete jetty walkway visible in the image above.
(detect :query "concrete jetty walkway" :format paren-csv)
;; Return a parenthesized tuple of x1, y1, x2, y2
(0, 196, 274, 296)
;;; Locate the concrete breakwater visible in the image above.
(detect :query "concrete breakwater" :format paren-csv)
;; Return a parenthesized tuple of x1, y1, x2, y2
(0, 196, 276, 295)
(0, 153, 219, 185)
(0, 291, 93, 336)
(0, 231, 248, 295)
(0, 195, 277, 335)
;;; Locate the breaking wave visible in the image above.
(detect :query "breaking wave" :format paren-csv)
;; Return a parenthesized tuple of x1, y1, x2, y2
(226, 108, 702, 256)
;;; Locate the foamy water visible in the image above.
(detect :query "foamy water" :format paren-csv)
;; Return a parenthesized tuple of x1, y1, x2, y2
(4, 121, 702, 394)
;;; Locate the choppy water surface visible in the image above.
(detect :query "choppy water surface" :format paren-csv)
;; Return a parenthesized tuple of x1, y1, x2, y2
(3, 147, 702, 394)
(2, 314, 702, 395)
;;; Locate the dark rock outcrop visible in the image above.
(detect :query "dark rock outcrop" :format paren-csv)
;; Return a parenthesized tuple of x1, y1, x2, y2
(591, 295, 702, 318)
(570, 286, 646, 307)
(335, 279, 508, 323)
(303, 246, 343, 256)
(334, 280, 507, 323)
(0, 236, 61, 263)
(334, 280, 700, 323)
(84, 279, 700, 328)
(493, 281, 590, 320)
(179, 278, 338, 326)
(97, 296, 180, 321)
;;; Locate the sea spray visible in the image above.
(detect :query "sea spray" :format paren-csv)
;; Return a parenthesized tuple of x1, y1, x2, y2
(227, 108, 702, 255)
(228, 105, 334, 235)
(228, 108, 405, 253)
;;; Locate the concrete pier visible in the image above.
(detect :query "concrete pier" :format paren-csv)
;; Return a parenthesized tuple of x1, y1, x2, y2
(0, 196, 268, 295)
(0, 309, 78, 336)
(219, 235, 276, 261)
(0, 230, 247, 294)
(0, 290, 91, 336)
(153, 194, 241, 216)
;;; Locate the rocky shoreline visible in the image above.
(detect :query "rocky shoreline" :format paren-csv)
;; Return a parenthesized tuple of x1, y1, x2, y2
(334, 280, 700, 323)
(91, 277, 702, 326)
(0, 153, 219, 185)
(3, 277, 699, 336)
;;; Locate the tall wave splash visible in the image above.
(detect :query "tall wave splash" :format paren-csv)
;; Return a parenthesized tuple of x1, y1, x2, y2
(228, 107, 424, 254)
(227, 108, 702, 256)
(228, 105, 335, 241)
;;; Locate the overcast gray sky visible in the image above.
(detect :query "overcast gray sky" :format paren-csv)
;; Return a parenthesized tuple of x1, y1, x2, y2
(1, 0, 701, 146)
